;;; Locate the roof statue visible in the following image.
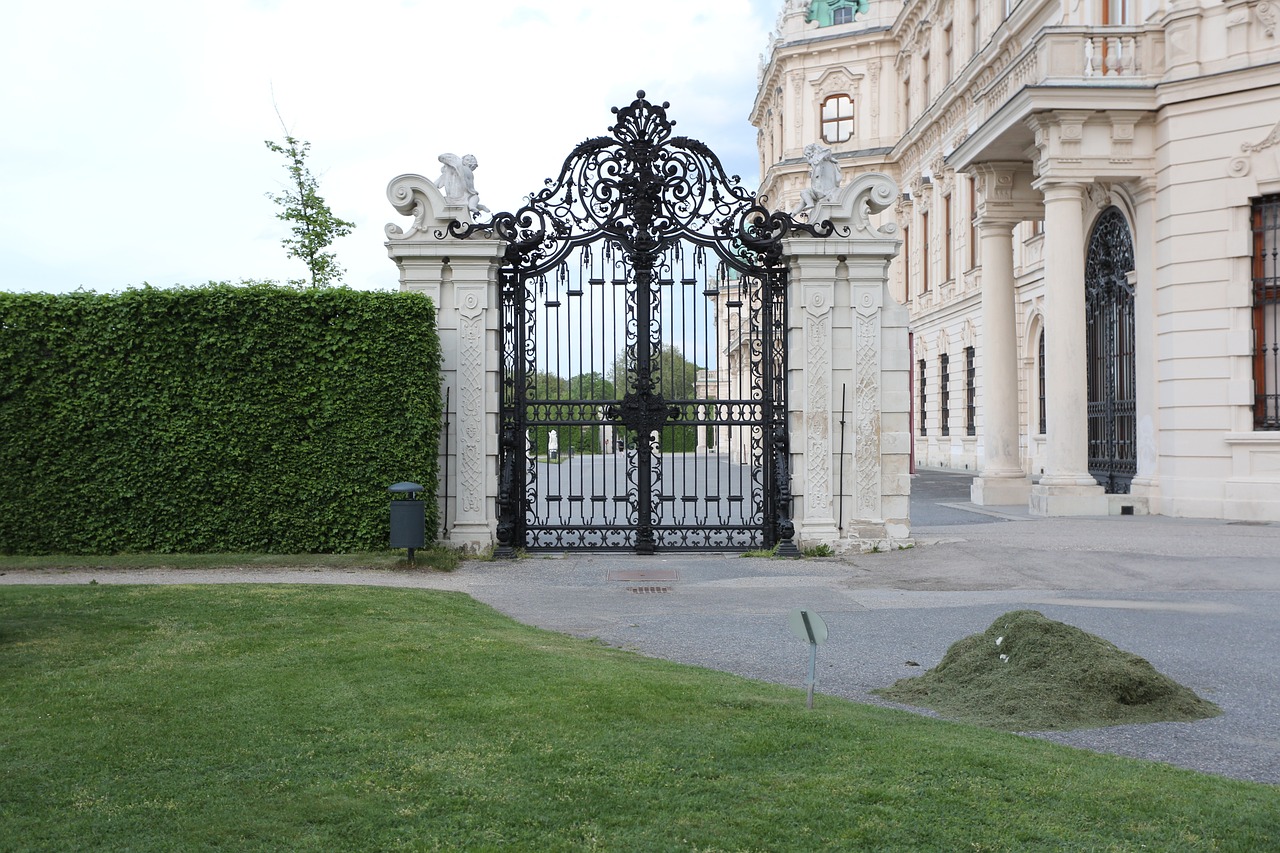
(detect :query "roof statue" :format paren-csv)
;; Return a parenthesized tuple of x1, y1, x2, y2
(790, 143, 842, 219)
(435, 153, 490, 218)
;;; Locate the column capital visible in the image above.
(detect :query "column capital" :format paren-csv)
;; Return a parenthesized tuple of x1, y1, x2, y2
(974, 215, 1019, 233)
(1034, 178, 1088, 200)
(967, 161, 1042, 224)
(1129, 176, 1158, 205)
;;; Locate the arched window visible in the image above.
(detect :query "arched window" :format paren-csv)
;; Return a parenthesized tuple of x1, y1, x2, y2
(1038, 328, 1046, 434)
(1253, 194, 1280, 429)
(820, 95, 855, 144)
(833, 6, 854, 24)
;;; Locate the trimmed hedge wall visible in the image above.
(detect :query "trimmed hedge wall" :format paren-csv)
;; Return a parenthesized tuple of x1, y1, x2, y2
(0, 283, 442, 554)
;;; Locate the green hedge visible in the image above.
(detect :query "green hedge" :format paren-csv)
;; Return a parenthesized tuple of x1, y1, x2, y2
(0, 283, 442, 554)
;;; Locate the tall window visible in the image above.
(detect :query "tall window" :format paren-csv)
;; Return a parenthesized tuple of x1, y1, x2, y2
(922, 50, 932, 106)
(904, 224, 911, 296)
(968, 176, 979, 270)
(944, 26, 954, 82)
(1038, 329, 1047, 434)
(1103, 0, 1132, 23)
(820, 95, 855, 144)
(944, 194, 954, 282)
(903, 76, 912, 129)
(965, 346, 977, 435)
(919, 359, 928, 435)
(921, 210, 931, 294)
(1252, 195, 1280, 429)
(940, 353, 951, 436)
(970, 0, 982, 54)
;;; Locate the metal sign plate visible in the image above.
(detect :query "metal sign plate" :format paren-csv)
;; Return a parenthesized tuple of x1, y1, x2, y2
(788, 608, 828, 645)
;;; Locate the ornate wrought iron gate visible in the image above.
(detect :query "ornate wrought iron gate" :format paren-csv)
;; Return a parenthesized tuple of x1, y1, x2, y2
(1085, 206, 1137, 494)
(456, 93, 825, 554)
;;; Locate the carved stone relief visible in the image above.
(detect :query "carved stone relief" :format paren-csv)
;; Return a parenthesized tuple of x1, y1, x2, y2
(1259, 1, 1278, 37)
(1087, 182, 1113, 210)
(805, 288, 833, 518)
(854, 298, 881, 517)
(457, 285, 486, 518)
(868, 60, 882, 131)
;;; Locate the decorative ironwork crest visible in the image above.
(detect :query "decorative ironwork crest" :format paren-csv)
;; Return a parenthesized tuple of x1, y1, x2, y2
(453, 91, 832, 271)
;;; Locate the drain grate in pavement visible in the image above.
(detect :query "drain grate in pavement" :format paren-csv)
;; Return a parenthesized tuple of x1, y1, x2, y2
(627, 585, 672, 594)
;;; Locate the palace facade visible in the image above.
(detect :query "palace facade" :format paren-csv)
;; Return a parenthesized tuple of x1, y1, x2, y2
(755, 0, 1280, 520)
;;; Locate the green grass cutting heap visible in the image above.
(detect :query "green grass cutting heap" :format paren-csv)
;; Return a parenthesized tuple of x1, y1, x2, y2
(876, 609, 1221, 731)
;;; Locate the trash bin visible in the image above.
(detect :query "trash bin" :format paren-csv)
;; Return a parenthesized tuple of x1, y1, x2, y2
(388, 481, 425, 562)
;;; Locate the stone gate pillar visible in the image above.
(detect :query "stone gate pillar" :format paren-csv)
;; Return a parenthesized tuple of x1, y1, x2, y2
(385, 174, 505, 552)
(783, 174, 910, 551)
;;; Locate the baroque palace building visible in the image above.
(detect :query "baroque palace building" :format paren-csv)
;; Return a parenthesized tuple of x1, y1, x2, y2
(754, 0, 1280, 520)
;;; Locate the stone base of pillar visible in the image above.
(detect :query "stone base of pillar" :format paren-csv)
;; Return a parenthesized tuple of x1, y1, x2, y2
(797, 521, 840, 550)
(970, 476, 1032, 506)
(1029, 483, 1107, 517)
(1128, 478, 1161, 514)
(820, 522, 913, 555)
(444, 523, 495, 554)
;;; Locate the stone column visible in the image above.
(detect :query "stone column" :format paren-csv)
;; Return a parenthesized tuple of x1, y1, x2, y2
(1031, 180, 1106, 515)
(784, 173, 910, 551)
(385, 174, 506, 552)
(1128, 178, 1160, 507)
(970, 217, 1032, 504)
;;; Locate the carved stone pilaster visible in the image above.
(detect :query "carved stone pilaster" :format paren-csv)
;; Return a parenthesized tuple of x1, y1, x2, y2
(804, 287, 834, 523)
(854, 288, 882, 519)
(385, 173, 505, 552)
(456, 284, 486, 518)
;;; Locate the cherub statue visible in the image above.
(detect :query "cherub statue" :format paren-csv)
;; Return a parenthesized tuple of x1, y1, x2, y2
(435, 153, 490, 217)
(790, 143, 842, 219)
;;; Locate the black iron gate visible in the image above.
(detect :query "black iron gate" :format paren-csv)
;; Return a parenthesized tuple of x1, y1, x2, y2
(454, 93, 829, 554)
(1085, 206, 1137, 494)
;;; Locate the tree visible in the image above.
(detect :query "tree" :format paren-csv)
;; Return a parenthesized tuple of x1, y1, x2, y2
(607, 345, 705, 452)
(264, 133, 355, 288)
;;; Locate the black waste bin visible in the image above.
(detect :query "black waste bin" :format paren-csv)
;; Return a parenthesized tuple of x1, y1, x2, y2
(388, 481, 425, 562)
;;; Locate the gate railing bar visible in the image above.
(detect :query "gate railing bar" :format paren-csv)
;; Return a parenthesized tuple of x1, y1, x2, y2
(441, 386, 450, 538)
(838, 383, 847, 533)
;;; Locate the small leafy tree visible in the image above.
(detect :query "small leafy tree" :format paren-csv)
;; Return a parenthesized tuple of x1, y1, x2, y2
(264, 133, 355, 288)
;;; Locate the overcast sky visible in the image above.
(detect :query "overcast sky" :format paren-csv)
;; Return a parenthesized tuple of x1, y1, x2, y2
(1, 0, 782, 295)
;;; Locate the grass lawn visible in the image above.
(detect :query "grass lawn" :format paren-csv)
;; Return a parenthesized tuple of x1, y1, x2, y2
(1, 584, 1276, 851)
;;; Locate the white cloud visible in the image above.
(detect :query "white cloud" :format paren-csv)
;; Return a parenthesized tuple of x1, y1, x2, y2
(0, 0, 777, 294)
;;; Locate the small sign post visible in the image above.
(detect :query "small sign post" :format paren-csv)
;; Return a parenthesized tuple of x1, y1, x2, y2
(788, 608, 828, 709)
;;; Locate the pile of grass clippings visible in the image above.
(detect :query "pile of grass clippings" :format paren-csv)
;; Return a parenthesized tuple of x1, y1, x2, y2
(875, 609, 1221, 731)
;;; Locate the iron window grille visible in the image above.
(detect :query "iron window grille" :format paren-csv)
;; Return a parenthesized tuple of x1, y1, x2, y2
(1253, 194, 1280, 430)
(1038, 330, 1047, 434)
(940, 353, 951, 436)
(919, 358, 928, 436)
(966, 346, 977, 436)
